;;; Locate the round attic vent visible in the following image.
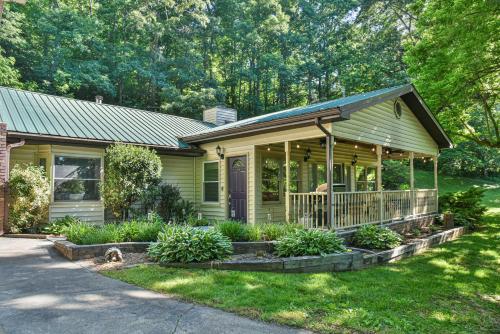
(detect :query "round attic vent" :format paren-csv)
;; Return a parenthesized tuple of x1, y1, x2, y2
(394, 99, 402, 119)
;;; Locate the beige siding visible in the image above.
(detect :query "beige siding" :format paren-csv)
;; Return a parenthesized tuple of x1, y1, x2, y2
(333, 100, 439, 155)
(9, 145, 38, 168)
(160, 155, 195, 202)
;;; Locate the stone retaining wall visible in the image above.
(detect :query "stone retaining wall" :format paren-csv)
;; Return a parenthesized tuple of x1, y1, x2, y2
(338, 214, 437, 243)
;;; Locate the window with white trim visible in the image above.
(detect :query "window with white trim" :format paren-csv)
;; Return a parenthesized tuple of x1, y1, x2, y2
(203, 161, 219, 202)
(54, 155, 101, 201)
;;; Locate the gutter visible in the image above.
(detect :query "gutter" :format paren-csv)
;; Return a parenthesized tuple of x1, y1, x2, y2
(5, 139, 25, 181)
(7, 132, 206, 157)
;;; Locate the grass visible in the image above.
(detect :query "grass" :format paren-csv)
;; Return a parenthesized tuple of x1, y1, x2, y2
(104, 172, 500, 333)
(415, 169, 500, 213)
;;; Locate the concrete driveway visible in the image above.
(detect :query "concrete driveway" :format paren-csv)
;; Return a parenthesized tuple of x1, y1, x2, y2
(0, 237, 311, 334)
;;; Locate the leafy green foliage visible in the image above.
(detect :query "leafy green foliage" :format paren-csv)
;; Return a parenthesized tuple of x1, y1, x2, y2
(437, 142, 499, 178)
(353, 225, 403, 250)
(101, 144, 162, 219)
(187, 216, 214, 227)
(147, 226, 233, 263)
(439, 187, 487, 229)
(405, 0, 499, 148)
(142, 183, 194, 223)
(275, 229, 346, 257)
(43, 215, 80, 235)
(8, 164, 50, 233)
(382, 160, 409, 190)
(62, 216, 164, 245)
(215, 221, 249, 242)
(215, 221, 301, 241)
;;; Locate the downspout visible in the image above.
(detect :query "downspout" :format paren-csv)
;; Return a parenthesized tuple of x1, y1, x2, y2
(314, 118, 333, 228)
(4, 139, 25, 233)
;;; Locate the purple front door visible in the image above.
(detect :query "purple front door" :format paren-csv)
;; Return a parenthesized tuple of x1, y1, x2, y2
(228, 156, 247, 222)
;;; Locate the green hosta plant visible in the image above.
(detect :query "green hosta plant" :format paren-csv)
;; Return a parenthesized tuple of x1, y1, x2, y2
(43, 215, 80, 235)
(148, 226, 233, 263)
(275, 229, 347, 257)
(353, 225, 403, 250)
(8, 164, 50, 233)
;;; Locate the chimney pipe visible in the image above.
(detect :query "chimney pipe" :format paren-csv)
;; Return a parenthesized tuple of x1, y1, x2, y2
(95, 95, 103, 104)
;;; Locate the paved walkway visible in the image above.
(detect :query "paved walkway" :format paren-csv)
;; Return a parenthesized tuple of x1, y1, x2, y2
(0, 238, 311, 334)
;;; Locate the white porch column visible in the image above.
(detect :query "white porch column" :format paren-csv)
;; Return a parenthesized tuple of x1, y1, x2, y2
(285, 141, 291, 223)
(434, 155, 438, 212)
(409, 151, 415, 216)
(376, 145, 383, 222)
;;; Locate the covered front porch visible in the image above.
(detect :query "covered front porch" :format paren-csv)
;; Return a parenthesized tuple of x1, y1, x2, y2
(254, 136, 438, 230)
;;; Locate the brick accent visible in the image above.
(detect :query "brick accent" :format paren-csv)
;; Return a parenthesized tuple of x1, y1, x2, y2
(0, 123, 7, 235)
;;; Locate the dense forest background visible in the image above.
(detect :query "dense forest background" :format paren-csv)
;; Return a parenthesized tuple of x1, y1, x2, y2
(0, 0, 498, 175)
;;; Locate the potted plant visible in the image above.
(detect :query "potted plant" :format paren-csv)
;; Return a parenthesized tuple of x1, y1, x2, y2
(60, 180, 85, 200)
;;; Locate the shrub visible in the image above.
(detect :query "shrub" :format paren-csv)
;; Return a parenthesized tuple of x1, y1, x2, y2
(439, 187, 487, 229)
(215, 220, 249, 241)
(43, 215, 80, 235)
(382, 160, 409, 190)
(353, 225, 403, 250)
(275, 229, 347, 257)
(101, 144, 162, 219)
(62, 216, 164, 245)
(8, 164, 50, 233)
(148, 226, 232, 263)
(142, 183, 195, 223)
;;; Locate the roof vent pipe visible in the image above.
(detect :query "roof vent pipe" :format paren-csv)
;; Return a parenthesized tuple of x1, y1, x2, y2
(95, 96, 103, 104)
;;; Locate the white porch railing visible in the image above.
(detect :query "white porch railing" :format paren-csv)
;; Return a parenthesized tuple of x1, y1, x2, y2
(290, 189, 438, 229)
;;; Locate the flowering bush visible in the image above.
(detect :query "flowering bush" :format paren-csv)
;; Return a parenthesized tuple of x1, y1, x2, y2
(9, 164, 50, 233)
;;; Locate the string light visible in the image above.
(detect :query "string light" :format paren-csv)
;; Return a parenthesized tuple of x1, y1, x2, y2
(267, 145, 271, 151)
(334, 141, 337, 145)
(354, 144, 358, 149)
(296, 144, 300, 149)
(385, 150, 390, 154)
(371, 147, 375, 152)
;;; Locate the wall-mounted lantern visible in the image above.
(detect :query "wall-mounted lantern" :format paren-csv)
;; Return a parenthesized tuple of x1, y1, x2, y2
(304, 147, 312, 162)
(216, 145, 224, 160)
(351, 154, 358, 166)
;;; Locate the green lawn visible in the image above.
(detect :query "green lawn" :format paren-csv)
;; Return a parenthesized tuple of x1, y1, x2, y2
(104, 172, 500, 333)
(415, 170, 499, 212)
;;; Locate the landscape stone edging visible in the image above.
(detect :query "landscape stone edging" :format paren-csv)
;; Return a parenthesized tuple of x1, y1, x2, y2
(160, 226, 465, 273)
(53, 239, 276, 260)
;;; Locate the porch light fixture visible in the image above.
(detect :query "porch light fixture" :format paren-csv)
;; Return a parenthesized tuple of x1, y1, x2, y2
(319, 138, 326, 149)
(216, 145, 224, 160)
(304, 147, 312, 162)
(351, 154, 358, 166)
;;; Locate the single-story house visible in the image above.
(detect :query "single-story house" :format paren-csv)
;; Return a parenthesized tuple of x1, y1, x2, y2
(0, 84, 452, 234)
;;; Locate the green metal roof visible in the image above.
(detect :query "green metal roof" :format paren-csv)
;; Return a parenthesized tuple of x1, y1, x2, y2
(0, 86, 212, 150)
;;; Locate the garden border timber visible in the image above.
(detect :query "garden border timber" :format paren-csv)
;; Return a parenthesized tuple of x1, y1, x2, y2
(53, 240, 276, 261)
(161, 226, 465, 273)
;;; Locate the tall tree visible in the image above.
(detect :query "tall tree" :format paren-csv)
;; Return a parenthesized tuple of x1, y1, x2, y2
(405, 0, 500, 148)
